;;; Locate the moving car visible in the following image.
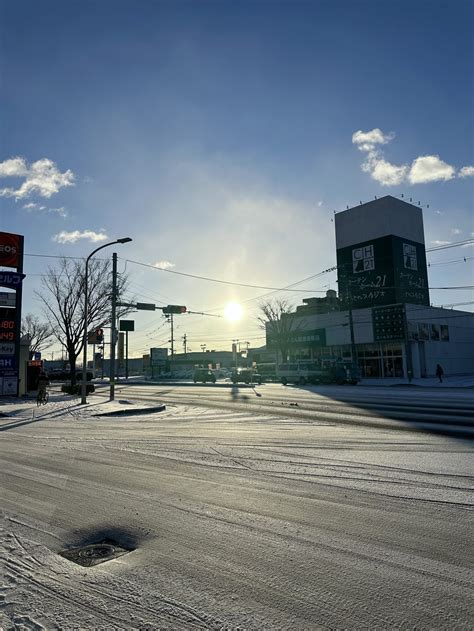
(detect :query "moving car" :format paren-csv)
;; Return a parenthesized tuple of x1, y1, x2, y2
(231, 369, 262, 385)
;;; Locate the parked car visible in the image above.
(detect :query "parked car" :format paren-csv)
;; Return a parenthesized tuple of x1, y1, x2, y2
(193, 369, 216, 384)
(231, 369, 262, 385)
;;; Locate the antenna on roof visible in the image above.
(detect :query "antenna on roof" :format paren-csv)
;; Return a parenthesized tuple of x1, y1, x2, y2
(346, 205, 349, 209)
(410, 197, 412, 202)
(427, 204, 429, 208)
(418, 201, 421, 205)
(401, 193, 404, 198)
(359, 201, 362, 205)
(374, 195, 377, 199)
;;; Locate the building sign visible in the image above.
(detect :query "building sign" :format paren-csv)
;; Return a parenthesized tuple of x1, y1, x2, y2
(0, 232, 24, 398)
(403, 243, 418, 271)
(150, 347, 168, 366)
(337, 235, 429, 309)
(0, 357, 16, 370)
(289, 328, 327, 348)
(372, 304, 406, 341)
(0, 232, 21, 268)
(119, 319, 135, 331)
(0, 292, 16, 307)
(352, 244, 375, 273)
(2, 375, 18, 395)
(0, 272, 25, 290)
(0, 342, 15, 355)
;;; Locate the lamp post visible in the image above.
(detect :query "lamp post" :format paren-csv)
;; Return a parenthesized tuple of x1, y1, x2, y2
(81, 237, 132, 405)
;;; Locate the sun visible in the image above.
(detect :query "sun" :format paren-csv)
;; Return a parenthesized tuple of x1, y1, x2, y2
(224, 302, 243, 321)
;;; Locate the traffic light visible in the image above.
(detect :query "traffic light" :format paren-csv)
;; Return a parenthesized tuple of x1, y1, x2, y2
(96, 328, 104, 343)
(162, 305, 187, 314)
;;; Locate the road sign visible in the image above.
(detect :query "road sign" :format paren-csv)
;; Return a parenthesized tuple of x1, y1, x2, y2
(119, 320, 135, 331)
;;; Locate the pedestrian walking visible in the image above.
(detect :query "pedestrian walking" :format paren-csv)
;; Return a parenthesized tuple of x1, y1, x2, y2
(435, 363, 444, 383)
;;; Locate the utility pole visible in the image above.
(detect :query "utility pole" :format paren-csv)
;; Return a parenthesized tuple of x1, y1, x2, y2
(109, 252, 118, 401)
(183, 334, 187, 356)
(170, 313, 174, 358)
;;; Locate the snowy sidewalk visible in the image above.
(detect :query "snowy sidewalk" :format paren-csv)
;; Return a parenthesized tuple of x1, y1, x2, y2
(0, 395, 165, 428)
(360, 375, 474, 388)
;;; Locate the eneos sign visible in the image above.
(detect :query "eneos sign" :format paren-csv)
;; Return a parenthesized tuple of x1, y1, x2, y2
(0, 232, 21, 268)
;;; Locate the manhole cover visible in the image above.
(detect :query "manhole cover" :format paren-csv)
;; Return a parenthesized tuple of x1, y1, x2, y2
(59, 539, 132, 567)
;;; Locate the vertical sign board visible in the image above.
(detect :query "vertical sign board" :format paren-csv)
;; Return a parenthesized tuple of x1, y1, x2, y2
(0, 232, 24, 396)
(337, 235, 429, 310)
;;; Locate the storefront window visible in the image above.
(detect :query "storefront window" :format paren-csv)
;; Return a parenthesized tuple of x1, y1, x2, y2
(419, 323, 429, 340)
(440, 325, 449, 341)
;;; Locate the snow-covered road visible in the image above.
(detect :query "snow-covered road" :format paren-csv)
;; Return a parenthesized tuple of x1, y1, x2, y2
(1, 395, 473, 629)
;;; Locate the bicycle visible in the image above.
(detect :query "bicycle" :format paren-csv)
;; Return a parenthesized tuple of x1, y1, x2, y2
(37, 388, 49, 406)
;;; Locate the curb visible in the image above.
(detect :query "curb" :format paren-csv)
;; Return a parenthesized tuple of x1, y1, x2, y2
(93, 404, 166, 417)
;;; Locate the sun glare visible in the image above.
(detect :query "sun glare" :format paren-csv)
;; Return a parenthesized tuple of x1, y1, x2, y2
(224, 302, 243, 321)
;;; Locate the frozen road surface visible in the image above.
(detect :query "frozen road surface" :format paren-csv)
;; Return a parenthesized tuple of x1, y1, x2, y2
(1, 385, 473, 629)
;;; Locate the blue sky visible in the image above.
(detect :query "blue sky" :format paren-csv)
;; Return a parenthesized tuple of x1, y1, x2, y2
(1, 0, 473, 357)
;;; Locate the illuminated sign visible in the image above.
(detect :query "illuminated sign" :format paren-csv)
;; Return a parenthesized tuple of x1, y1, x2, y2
(0, 308, 17, 343)
(0, 232, 21, 268)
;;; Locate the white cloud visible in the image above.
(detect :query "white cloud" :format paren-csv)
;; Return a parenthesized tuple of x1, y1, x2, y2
(53, 230, 108, 244)
(0, 157, 75, 199)
(451, 228, 461, 235)
(408, 155, 455, 184)
(49, 207, 68, 218)
(458, 165, 474, 178)
(317, 201, 323, 207)
(0, 157, 29, 178)
(371, 159, 408, 186)
(352, 128, 395, 152)
(153, 260, 175, 269)
(353, 130, 464, 187)
(430, 240, 452, 246)
(22, 202, 67, 217)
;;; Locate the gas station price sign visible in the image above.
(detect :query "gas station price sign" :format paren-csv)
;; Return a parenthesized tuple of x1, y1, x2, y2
(0, 307, 16, 342)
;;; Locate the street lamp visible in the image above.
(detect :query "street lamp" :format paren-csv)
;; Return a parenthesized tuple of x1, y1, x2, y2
(81, 237, 132, 405)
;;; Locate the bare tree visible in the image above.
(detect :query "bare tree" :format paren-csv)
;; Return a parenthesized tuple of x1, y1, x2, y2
(257, 298, 299, 363)
(20, 314, 55, 355)
(36, 257, 129, 384)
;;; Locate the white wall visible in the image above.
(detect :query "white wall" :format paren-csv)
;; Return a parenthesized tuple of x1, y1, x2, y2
(335, 197, 425, 249)
(406, 305, 474, 376)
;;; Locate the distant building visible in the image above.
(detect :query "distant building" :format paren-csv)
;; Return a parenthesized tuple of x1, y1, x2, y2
(265, 196, 474, 379)
(295, 290, 340, 315)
